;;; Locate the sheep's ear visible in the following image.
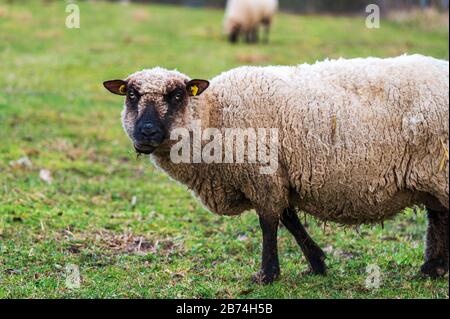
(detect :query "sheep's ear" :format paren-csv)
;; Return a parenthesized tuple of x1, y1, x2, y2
(103, 80, 127, 96)
(186, 79, 209, 97)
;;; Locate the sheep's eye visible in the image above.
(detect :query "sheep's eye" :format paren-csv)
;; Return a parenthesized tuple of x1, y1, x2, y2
(165, 89, 184, 105)
(128, 89, 138, 101)
(173, 91, 183, 102)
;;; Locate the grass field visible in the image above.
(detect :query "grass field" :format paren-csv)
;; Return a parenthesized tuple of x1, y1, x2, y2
(0, 0, 448, 299)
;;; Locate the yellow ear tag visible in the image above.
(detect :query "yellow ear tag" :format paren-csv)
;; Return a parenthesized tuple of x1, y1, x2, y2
(190, 85, 199, 96)
(119, 84, 127, 95)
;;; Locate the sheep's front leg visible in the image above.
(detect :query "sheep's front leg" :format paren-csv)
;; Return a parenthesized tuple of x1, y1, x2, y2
(281, 208, 327, 275)
(421, 208, 449, 278)
(253, 213, 280, 284)
(229, 25, 241, 44)
(251, 28, 259, 43)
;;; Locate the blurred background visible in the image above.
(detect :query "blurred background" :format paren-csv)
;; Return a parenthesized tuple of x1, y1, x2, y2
(102, 0, 450, 13)
(0, 0, 448, 298)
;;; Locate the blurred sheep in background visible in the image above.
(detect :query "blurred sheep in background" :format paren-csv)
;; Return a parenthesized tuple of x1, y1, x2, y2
(223, 0, 278, 44)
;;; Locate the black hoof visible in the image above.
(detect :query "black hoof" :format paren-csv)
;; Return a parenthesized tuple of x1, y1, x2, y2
(420, 258, 449, 278)
(307, 254, 327, 275)
(252, 270, 280, 285)
(305, 246, 327, 275)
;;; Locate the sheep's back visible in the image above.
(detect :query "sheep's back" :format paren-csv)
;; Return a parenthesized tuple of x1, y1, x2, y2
(209, 55, 449, 223)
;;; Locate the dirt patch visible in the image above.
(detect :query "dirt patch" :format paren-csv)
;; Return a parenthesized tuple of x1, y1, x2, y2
(235, 53, 270, 64)
(132, 10, 150, 22)
(0, 6, 7, 18)
(11, 10, 33, 23)
(59, 229, 183, 257)
(94, 231, 156, 254)
(44, 138, 98, 161)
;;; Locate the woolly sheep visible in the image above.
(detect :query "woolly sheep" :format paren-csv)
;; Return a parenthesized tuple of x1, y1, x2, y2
(224, 0, 278, 43)
(104, 54, 449, 284)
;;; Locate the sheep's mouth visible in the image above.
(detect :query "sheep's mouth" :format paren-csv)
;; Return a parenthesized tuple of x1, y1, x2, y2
(134, 144, 156, 155)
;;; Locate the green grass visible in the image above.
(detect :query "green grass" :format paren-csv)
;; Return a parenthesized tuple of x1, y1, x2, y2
(0, 0, 448, 299)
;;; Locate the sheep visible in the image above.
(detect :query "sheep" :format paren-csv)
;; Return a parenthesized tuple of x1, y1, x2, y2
(103, 54, 449, 284)
(224, 0, 278, 44)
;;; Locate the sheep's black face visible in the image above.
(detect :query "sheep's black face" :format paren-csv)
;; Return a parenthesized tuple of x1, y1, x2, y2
(130, 86, 186, 155)
(132, 102, 166, 155)
(103, 68, 209, 156)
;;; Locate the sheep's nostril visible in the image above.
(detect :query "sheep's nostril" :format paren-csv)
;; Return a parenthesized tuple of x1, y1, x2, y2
(140, 123, 158, 138)
(142, 123, 154, 131)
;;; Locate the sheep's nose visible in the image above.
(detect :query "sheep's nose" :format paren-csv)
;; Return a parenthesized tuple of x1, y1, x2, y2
(140, 123, 158, 138)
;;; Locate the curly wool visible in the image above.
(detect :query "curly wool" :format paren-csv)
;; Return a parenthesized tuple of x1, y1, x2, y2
(149, 54, 448, 225)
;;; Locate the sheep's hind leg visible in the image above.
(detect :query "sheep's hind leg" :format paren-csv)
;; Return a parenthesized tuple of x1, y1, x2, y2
(281, 208, 327, 275)
(421, 206, 449, 278)
(253, 212, 280, 284)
